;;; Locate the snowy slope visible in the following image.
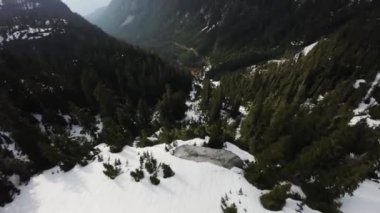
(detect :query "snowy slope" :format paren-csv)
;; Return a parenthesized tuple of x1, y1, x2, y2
(340, 180, 380, 213)
(1, 141, 318, 213)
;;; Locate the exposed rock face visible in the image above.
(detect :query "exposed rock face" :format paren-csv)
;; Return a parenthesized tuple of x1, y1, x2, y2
(173, 145, 244, 169)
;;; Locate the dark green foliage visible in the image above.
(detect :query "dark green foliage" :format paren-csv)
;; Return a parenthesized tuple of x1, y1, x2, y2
(162, 163, 175, 178)
(0, 0, 191, 205)
(200, 78, 212, 111)
(158, 86, 188, 126)
(260, 184, 290, 211)
(39, 136, 96, 172)
(143, 152, 158, 174)
(222, 204, 237, 213)
(0, 177, 19, 207)
(216, 5, 380, 212)
(157, 126, 207, 145)
(100, 118, 133, 153)
(221, 195, 238, 213)
(91, 0, 377, 73)
(103, 162, 122, 179)
(130, 168, 144, 182)
(150, 174, 160, 185)
(206, 122, 225, 149)
(208, 87, 223, 123)
(137, 133, 156, 148)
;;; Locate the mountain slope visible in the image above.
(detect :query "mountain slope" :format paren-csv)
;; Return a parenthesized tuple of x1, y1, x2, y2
(1, 139, 320, 213)
(88, 0, 376, 73)
(89, 0, 380, 212)
(0, 0, 191, 206)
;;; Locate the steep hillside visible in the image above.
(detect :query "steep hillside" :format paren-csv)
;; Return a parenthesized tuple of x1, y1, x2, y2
(89, 0, 375, 73)
(0, 0, 191, 206)
(89, 0, 380, 212)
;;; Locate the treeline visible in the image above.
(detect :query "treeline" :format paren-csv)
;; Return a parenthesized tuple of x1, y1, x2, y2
(202, 10, 380, 212)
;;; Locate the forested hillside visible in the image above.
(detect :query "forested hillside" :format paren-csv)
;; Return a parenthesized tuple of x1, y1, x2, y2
(89, 0, 380, 212)
(89, 0, 376, 74)
(1, 0, 380, 212)
(0, 0, 191, 205)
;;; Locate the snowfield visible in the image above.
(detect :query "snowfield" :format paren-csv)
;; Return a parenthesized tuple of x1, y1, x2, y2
(341, 180, 380, 213)
(1, 140, 319, 213)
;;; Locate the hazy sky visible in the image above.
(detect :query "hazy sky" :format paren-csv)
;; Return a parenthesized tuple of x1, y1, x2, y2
(62, 0, 112, 16)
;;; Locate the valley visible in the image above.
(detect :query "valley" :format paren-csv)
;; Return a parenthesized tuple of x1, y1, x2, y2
(1, 0, 380, 213)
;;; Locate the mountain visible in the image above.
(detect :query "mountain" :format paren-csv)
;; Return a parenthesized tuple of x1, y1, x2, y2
(88, 0, 380, 212)
(88, 0, 376, 74)
(0, 0, 191, 206)
(2, 0, 380, 212)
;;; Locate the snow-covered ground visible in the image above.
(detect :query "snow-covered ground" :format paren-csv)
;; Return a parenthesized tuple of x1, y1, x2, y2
(349, 73, 380, 128)
(1, 139, 318, 213)
(341, 180, 380, 213)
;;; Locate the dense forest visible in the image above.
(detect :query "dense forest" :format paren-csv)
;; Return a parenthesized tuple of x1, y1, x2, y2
(0, 0, 191, 205)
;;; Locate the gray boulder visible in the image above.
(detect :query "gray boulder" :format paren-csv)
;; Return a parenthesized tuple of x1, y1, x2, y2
(173, 145, 244, 169)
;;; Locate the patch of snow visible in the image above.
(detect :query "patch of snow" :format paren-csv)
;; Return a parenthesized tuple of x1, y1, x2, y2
(289, 184, 307, 199)
(349, 73, 380, 128)
(317, 94, 325, 102)
(8, 174, 21, 186)
(1, 142, 318, 213)
(174, 138, 206, 147)
(294, 41, 319, 61)
(32, 113, 46, 133)
(95, 115, 103, 135)
(290, 41, 304, 46)
(341, 180, 380, 213)
(268, 59, 287, 65)
(224, 142, 255, 163)
(353, 79, 366, 89)
(70, 125, 92, 142)
(302, 41, 319, 56)
(301, 99, 316, 112)
(239, 106, 249, 116)
(0, 131, 29, 162)
(211, 80, 220, 87)
(184, 82, 205, 124)
(283, 199, 319, 213)
(121, 15, 135, 26)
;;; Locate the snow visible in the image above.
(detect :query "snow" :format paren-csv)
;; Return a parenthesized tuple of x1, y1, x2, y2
(317, 94, 325, 102)
(211, 80, 220, 87)
(224, 142, 255, 163)
(353, 79, 366, 89)
(184, 82, 204, 123)
(70, 125, 92, 142)
(239, 106, 249, 116)
(283, 199, 319, 213)
(289, 184, 306, 199)
(95, 115, 103, 134)
(1, 142, 318, 213)
(8, 174, 21, 186)
(1, 26, 54, 44)
(174, 137, 207, 147)
(349, 73, 380, 128)
(32, 113, 47, 133)
(121, 15, 135, 26)
(294, 41, 319, 61)
(268, 59, 287, 65)
(0, 131, 29, 161)
(341, 180, 380, 213)
(302, 41, 319, 56)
